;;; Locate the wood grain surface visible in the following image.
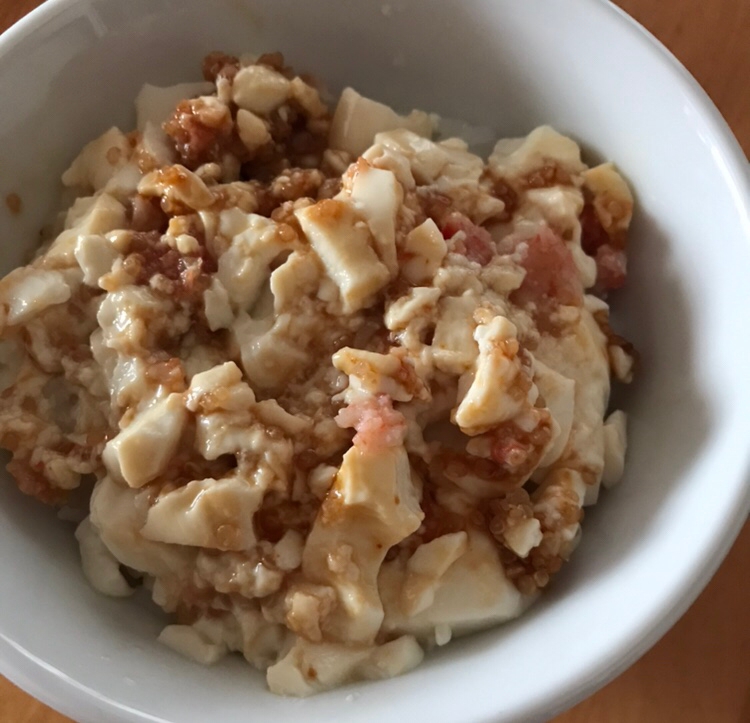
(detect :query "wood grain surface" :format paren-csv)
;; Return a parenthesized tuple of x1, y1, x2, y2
(0, 0, 748, 721)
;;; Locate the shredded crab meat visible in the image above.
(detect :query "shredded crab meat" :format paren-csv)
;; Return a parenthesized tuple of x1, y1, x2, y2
(335, 394, 407, 453)
(593, 245, 627, 291)
(440, 212, 495, 266)
(513, 227, 583, 311)
(579, 202, 628, 292)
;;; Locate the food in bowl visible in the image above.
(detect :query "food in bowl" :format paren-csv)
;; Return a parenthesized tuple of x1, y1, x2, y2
(0, 51, 634, 696)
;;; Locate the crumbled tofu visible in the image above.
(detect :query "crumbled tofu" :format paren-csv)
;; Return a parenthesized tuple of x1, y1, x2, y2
(135, 82, 215, 129)
(158, 625, 228, 665)
(266, 635, 424, 696)
(345, 161, 402, 274)
(62, 127, 132, 191)
(269, 251, 321, 312)
(454, 316, 526, 434)
(401, 532, 468, 615)
(434, 624, 452, 646)
(236, 109, 271, 153)
(431, 295, 481, 375)
(380, 530, 528, 639)
(48, 193, 127, 264)
(534, 359, 576, 468)
(333, 347, 417, 402)
(232, 313, 309, 392)
(568, 240, 598, 289)
(602, 410, 627, 488)
(142, 474, 265, 550)
(385, 286, 441, 331)
(401, 219, 447, 284)
(289, 77, 327, 118)
(330, 87, 434, 157)
(489, 125, 586, 180)
(217, 210, 294, 311)
(75, 517, 134, 598)
(104, 163, 143, 201)
(203, 278, 234, 331)
(138, 164, 215, 211)
(503, 517, 543, 558)
(186, 361, 250, 410)
(302, 445, 423, 643)
(583, 162, 634, 236)
(89, 476, 196, 578)
(308, 464, 337, 500)
(232, 65, 291, 115)
(609, 344, 635, 383)
(273, 530, 304, 571)
(74, 234, 120, 287)
(2, 269, 72, 325)
(103, 393, 188, 488)
(295, 199, 389, 313)
(138, 121, 175, 169)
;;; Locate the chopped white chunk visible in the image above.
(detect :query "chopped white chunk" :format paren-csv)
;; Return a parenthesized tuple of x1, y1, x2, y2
(232, 65, 291, 115)
(103, 393, 187, 488)
(330, 87, 434, 157)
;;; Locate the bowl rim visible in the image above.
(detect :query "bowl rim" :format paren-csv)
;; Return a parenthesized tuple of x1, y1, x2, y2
(0, 0, 748, 721)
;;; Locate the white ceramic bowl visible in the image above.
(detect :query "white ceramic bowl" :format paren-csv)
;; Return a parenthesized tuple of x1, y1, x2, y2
(0, 1, 748, 721)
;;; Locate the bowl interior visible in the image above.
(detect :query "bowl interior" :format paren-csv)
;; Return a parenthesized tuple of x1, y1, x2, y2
(0, 1, 749, 722)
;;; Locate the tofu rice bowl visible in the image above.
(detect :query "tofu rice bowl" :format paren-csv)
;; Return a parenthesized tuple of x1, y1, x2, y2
(0, 50, 635, 696)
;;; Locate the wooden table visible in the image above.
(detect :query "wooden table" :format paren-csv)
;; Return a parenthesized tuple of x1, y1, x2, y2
(1, 0, 748, 721)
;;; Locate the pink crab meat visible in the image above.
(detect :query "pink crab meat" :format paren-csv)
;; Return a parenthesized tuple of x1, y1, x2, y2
(594, 245, 627, 291)
(335, 394, 407, 453)
(580, 203, 628, 291)
(440, 212, 495, 266)
(512, 227, 584, 312)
